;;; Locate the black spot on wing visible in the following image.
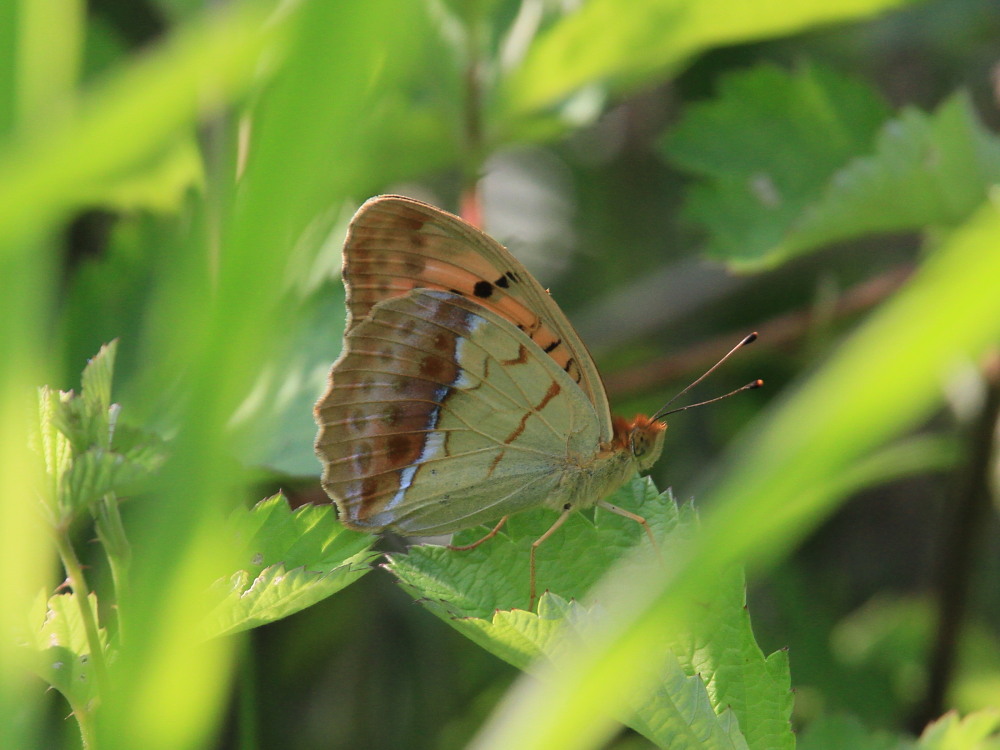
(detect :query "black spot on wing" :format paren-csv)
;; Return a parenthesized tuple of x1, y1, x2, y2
(564, 357, 582, 383)
(473, 280, 493, 298)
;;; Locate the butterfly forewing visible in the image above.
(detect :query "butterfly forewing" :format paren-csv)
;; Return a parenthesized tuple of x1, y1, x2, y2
(315, 289, 604, 535)
(342, 196, 613, 442)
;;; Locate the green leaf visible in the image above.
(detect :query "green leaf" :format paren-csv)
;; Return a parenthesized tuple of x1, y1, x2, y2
(416, 592, 756, 748)
(24, 591, 106, 709)
(229, 280, 346, 477)
(202, 494, 379, 638)
(668, 566, 793, 750)
(662, 63, 891, 267)
(503, 0, 917, 116)
(387, 478, 793, 749)
(665, 68, 1000, 269)
(774, 93, 1000, 263)
(389, 476, 675, 617)
(59, 436, 166, 512)
(918, 710, 1000, 749)
(35, 386, 74, 511)
(51, 340, 123, 456)
(80, 339, 118, 421)
(35, 343, 167, 515)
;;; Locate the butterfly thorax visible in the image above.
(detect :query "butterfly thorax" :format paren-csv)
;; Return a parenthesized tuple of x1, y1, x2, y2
(547, 415, 667, 512)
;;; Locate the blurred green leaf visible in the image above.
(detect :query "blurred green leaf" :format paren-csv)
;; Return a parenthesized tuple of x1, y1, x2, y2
(202, 495, 378, 638)
(665, 70, 1000, 268)
(775, 93, 1000, 263)
(24, 592, 106, 710)
(798, 715, 914, 750)
(663, 63, 891, 267)
(87, 135, 203, 213)
(918, 709, 1000, 749)
(229, 280, 346, 477)
(0, 1, 281, 249)
(503, 0, 917, 116)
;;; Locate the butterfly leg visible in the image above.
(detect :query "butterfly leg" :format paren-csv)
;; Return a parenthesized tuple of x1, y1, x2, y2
(597, 500, 662, 564)
(529, 504, 575, 610)
(447, 515, 509, 552)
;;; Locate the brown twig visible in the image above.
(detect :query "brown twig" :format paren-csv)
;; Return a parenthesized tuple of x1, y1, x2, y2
(604, 264, 915, 400)
(910, 351, 1000, 731)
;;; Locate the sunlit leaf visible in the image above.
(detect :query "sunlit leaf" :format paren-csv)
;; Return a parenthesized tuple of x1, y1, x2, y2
(504, 0, 918, 116)
(24, 592, 106, 709)
(918, 709, 1000, 749)
(202, 495, 378, 638)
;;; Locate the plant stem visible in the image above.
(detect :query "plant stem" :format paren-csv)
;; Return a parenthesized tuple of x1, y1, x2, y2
(95, 493, 131, 640)
(236, 635, 261, 750)
(910, 352, 1000, 730)
(70, 694, 97, 750)
(54, 526, 110, 701)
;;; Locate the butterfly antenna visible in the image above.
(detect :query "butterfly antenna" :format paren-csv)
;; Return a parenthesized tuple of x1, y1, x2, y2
(651, 332, 760, 421)
(656, 379, 763, 418)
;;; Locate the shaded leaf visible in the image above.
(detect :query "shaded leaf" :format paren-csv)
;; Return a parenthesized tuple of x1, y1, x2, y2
(774, 93, 1000, 263)
(662, 63, 890, 267)
(665, 67, 1000, 268)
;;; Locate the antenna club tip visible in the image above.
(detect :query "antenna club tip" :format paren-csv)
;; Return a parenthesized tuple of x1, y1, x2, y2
(750, 379, 764, 389)
(742, 332, 759, 346)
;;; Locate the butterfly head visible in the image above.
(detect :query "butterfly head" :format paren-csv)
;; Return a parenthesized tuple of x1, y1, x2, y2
(613, 415, 667, 471)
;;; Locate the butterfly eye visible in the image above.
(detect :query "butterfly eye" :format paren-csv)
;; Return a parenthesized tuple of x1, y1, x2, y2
(631, 432, 648, 458)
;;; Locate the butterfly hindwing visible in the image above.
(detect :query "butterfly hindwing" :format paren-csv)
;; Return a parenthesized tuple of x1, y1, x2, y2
(314, 289, 604, 535)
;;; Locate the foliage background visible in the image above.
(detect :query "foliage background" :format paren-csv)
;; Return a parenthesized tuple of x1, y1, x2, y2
(2, 0, 1000, 748)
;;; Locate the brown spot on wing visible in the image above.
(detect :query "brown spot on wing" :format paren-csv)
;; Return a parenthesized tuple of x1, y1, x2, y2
(564, 357, 582, 384)
(387, 433, 420, 464)
(501, 344, 529, 366)
(419, 354, 450, 380)
(503, 380, 562, 445)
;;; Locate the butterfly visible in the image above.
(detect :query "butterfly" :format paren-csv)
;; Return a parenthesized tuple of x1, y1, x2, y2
(314, 195, 758, 606)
